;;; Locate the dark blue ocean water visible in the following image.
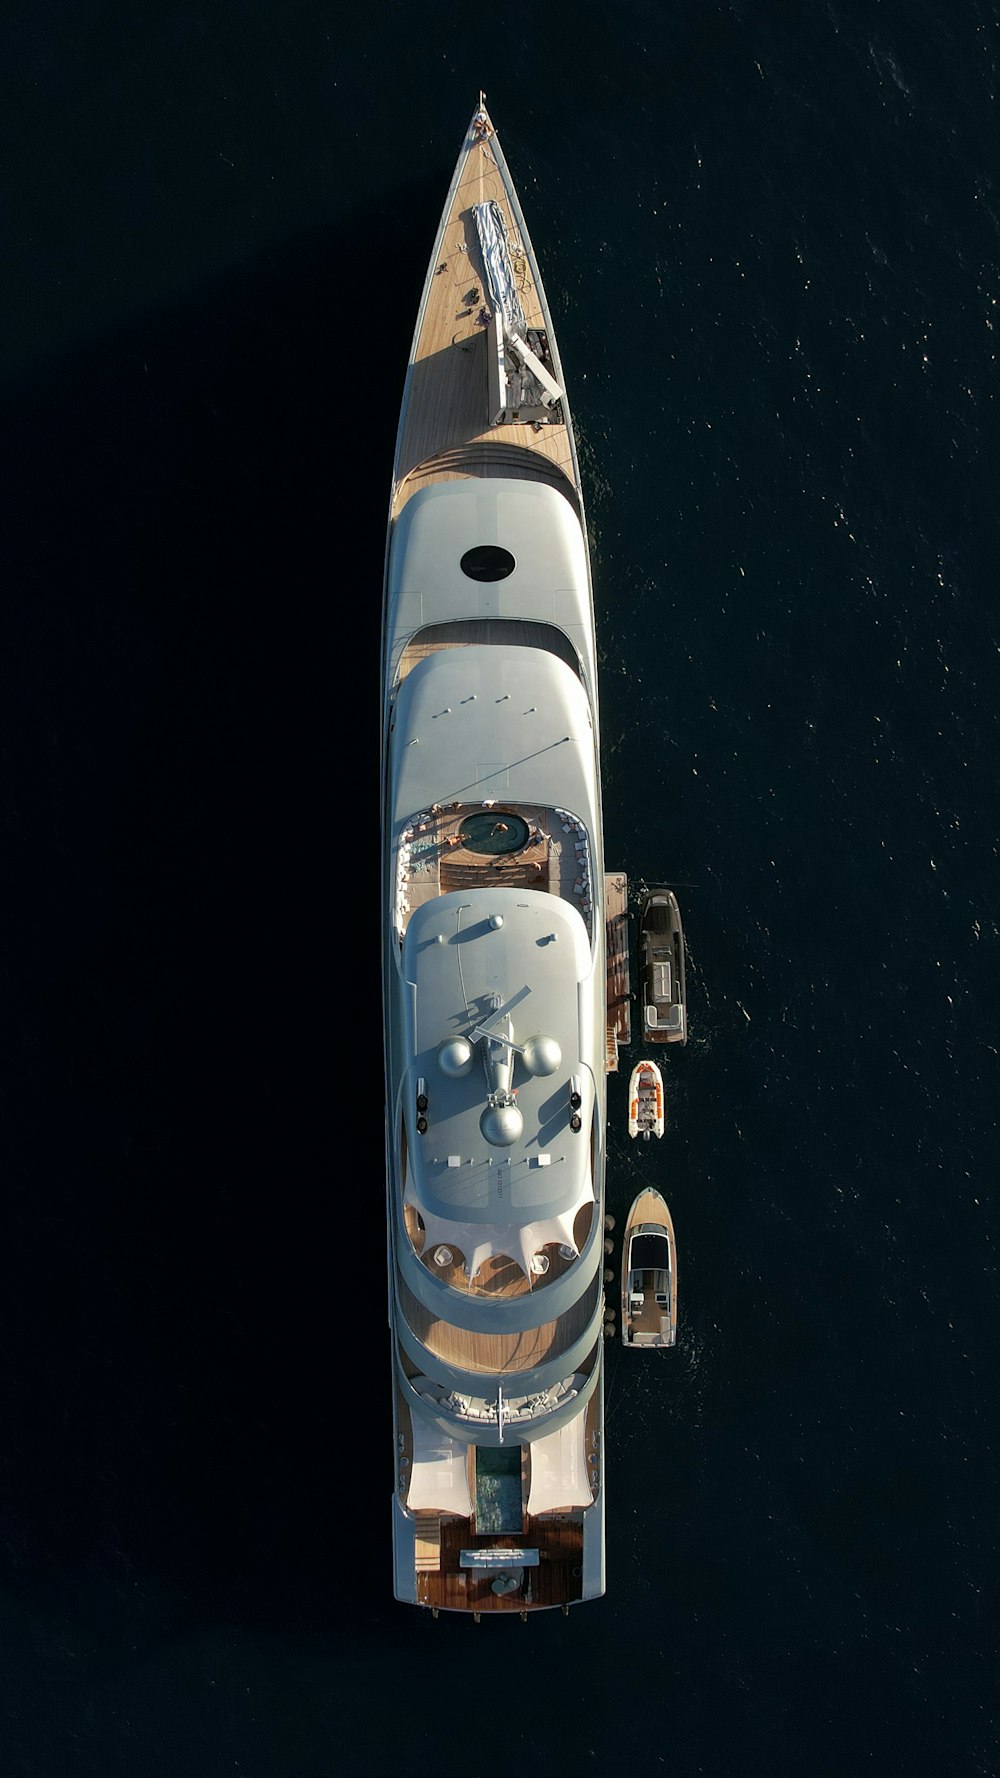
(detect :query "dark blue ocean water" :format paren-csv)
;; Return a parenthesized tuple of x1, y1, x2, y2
(2, 4, 997, 1774)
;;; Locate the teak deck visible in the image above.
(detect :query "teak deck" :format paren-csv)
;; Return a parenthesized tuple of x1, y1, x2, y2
(391, 112, 577, 516)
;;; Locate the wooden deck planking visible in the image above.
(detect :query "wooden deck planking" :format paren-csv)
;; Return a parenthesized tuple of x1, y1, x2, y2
(398, 1272, 599, 1374)
(624, 1188, 671, 1231)
(417, 1513, 585, 1614)
(397, 618, 583, 683)
(392, 121, 576, 513)
(398, 799, 595, 935)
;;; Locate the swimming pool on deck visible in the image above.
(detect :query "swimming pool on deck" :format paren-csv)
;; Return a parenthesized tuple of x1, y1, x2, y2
(475, 1445, 523, 1533)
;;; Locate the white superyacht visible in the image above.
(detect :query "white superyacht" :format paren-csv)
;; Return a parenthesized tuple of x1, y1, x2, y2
(381, 98, 614, 1616)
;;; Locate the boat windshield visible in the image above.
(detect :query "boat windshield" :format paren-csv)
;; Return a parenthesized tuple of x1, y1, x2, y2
(630, 1233, 670, 1270)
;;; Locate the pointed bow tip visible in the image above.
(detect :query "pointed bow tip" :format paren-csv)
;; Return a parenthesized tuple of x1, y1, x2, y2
(472, 94, 495, 138)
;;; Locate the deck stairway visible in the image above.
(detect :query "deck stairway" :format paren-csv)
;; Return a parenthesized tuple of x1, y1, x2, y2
(604, 872, 630, 1073)
(440, 860, 549, 892)
(395, 440, 580, 512)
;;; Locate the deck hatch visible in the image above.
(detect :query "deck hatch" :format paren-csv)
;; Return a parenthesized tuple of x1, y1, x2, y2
(460, 545, 516, 582)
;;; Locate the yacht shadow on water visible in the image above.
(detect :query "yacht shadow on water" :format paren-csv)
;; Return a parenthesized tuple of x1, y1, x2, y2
(1, 186, 442, 1650)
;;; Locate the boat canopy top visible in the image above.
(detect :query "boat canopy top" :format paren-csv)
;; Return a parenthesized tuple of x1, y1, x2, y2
(407, 1417, 475, 1515)
(525, 1417, 593, 1513)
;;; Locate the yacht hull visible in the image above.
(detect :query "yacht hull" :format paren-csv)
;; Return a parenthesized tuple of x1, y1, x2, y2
(380, 100, 606, 1614)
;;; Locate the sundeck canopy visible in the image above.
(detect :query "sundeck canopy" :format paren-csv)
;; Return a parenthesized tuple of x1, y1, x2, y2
(526, 1418, 593, 1514)
(407, 1416, 474, 1515)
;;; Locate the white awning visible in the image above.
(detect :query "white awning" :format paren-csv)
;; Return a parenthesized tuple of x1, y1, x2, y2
(526, 1416, 593, 1514)
(406, 1184, 592, 1283)
(406, 1415, 473, 1515)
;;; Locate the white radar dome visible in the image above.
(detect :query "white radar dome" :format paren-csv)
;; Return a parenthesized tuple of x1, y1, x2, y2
(480, 1102, 524, 1147)
(437, 1037, 474, 1078)
(521, 1034, 562, 1077)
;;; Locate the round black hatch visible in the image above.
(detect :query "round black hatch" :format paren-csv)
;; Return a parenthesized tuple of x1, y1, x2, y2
(460, 545, 516, 582)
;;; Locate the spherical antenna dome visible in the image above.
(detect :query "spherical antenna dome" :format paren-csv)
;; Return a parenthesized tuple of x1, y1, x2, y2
(480, 1101, 524, 1146)
(521, 1034, 562, 1077)
(437, 1036, 474, 1078)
